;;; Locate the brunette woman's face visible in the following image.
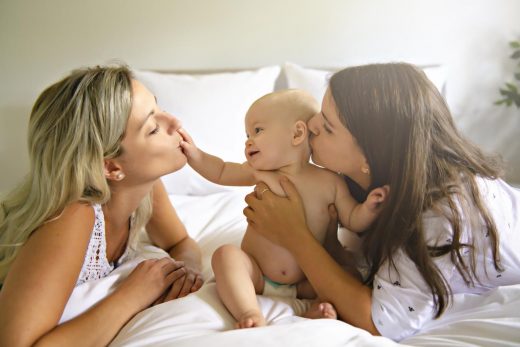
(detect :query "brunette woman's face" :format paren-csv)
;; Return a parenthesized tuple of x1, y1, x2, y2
(307, 88, 367, 178)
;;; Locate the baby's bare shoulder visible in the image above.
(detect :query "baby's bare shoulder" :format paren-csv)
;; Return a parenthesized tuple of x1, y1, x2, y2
(306, 164, 343, 185)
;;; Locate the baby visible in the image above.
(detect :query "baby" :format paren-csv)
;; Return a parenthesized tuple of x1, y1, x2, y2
(179, 89, 386, 328)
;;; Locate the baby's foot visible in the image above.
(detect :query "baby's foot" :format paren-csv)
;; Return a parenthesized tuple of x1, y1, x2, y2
(302, 301, 337, 320)
(235, 310, 266, 329)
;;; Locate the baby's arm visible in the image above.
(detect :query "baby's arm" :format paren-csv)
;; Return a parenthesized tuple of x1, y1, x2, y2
(334, 176, 388, 233)
(178, 128, 256, 186)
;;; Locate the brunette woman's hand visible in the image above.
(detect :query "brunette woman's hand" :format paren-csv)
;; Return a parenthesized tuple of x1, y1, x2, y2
(117, 257, 186, 310)
(243, 177, 311, 249)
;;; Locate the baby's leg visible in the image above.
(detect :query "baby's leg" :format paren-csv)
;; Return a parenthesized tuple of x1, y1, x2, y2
(296, 278, 317, 299)
(211, 244, 266, 329)
(302, 301, 337, 320)
(296, 279, 337, 320)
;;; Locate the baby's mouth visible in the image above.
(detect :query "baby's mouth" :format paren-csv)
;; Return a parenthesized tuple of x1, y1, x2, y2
(248, 150, 260, 157)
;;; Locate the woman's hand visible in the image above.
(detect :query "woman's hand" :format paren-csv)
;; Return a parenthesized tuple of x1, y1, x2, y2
(117, 257, 186, 310)
(156, 262, 204, 303)
(243, 177, 311, 249)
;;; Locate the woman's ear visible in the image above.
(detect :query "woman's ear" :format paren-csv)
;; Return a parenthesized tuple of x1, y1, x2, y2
(104, 159, 125, 181)
(292, 120, 308, 146)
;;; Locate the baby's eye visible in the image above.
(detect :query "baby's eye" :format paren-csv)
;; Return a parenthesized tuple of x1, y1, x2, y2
(149, 124, 160, 135)
(254, 127, 263, 134)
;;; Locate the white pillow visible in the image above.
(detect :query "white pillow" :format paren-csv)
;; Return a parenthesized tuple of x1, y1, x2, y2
(134, 66, 281, 195)
(284, 62, 447, 104)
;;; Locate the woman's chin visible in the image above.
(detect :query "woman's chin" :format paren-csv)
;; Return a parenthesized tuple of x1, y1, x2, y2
(170, 154, 188, 173)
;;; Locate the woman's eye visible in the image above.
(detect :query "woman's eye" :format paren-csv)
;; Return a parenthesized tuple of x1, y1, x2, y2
(149, 124, 160, 135)
(323, 123, 332, 134)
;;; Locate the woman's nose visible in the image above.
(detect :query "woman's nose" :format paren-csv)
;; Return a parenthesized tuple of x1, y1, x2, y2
(164, 113, 182, 134)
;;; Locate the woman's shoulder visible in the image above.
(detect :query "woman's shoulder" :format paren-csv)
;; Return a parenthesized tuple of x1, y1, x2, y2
(33, 202, 96, 242)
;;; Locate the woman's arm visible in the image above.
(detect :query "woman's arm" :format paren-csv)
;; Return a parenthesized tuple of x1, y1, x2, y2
(0, 203, 180, 347)
(244, 179, 379, 335)
(146, 180, 203, 300)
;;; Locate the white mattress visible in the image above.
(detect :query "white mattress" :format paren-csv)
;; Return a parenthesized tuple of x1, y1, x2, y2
(61, 188, 520, 346)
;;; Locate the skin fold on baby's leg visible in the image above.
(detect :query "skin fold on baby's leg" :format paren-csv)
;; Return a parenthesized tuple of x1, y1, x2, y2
(211, 244, 266, 328)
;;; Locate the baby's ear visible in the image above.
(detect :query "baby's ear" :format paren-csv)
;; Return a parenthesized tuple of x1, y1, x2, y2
(292, 120, 308, 146)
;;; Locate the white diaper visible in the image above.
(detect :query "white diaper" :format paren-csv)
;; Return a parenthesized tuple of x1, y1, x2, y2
(262, 276, 297, 298)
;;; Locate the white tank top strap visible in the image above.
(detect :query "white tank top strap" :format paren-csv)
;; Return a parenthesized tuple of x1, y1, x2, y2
(75, 204, 114, 286)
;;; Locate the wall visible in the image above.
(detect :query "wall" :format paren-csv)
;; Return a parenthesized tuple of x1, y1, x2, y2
(1, 0, 519, 194)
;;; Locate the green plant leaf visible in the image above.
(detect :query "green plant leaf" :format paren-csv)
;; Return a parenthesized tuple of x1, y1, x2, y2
(515, 73, 520, 81)
(510, 41, 520, 49)
(494, 99, 507, 105)
(512, 50, 520, 59)
(506, 83, 518, 92)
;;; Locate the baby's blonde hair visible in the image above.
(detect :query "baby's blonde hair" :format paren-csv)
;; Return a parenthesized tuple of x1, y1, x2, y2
(0, 65, 152, 283)
(250, 89, 319, 123)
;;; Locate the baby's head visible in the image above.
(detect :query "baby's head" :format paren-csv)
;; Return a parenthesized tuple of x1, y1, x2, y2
(244, 89, 319, 170)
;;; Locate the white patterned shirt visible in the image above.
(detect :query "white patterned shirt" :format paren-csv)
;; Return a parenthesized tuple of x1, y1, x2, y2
(371, 178, 520, 341)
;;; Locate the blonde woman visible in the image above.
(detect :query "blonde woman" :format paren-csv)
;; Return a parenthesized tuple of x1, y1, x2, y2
(0, 65, 203, 346)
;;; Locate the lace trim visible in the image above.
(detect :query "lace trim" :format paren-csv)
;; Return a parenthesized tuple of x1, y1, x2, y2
(76, 204, 114, 286)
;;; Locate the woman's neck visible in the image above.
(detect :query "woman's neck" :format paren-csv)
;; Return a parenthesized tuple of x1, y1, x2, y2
(103, 182, 153, 231)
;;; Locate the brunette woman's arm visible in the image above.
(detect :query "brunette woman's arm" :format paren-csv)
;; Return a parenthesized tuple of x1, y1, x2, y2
(244, 179, 379, 334)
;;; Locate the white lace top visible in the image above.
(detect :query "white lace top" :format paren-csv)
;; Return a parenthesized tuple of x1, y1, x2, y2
(75, 204, 127, 286)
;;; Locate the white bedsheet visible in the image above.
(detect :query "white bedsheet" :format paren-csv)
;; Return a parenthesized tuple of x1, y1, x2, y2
(61, 189, 520, 346)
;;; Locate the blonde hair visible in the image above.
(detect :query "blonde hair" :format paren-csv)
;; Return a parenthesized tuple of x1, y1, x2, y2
(251, 89, 319, 122)
(0, 65, 152, 283)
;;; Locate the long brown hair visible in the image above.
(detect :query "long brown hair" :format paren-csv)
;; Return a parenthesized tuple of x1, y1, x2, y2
(329, 63, 503, 317)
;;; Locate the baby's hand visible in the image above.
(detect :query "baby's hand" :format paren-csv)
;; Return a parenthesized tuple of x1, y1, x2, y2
(178, 128, 200, 160)
(364, 185, 390, 214)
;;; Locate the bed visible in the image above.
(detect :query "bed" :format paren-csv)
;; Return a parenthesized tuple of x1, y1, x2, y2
(61, 64, 520, 346)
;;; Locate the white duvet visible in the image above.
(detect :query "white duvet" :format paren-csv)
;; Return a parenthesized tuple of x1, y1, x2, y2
(61, 188, 520, 346)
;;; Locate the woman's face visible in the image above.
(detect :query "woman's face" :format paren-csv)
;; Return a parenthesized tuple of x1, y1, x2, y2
(116, 79, 187, 183)
(308, 88, 367, 181)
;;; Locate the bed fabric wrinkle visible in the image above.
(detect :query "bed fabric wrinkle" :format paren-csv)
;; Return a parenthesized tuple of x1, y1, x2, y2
(58, 188, 520, 346)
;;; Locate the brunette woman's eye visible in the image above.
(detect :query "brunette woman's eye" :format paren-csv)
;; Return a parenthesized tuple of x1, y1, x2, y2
(323, 123, 332, 134)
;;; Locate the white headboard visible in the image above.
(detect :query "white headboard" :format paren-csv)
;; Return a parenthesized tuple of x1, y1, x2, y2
(1, 0, 519, 193)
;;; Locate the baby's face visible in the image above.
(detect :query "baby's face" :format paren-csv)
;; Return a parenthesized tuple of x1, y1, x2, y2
(244, 103, 295, 170)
